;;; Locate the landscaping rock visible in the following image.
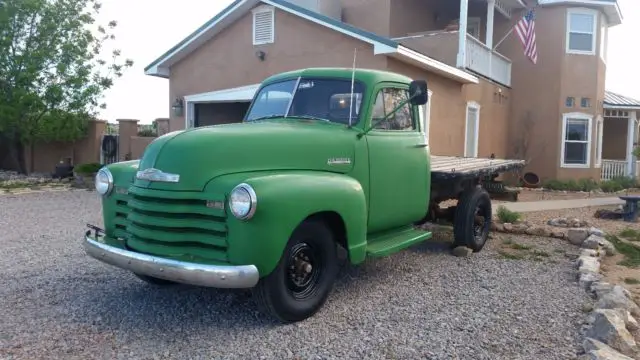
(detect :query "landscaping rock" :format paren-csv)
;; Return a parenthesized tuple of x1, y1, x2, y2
(583, 234, 605, 250)
(590, 227, 605, 237)
(581, 249, 602, 258)
(579, 256, 601, 274)
(551, 231, 566, 239)
(580, 272, 604, 290)
(585, 309, 638, 357)
(599, 239, 617, 256)
(503, 223, 513, 232)
(569, 228, 591, 245)
(581, 338, 635, 360)
(595, 286, 640, 318)
(548, 217, 590, 228)
(452, 246, 472, 258)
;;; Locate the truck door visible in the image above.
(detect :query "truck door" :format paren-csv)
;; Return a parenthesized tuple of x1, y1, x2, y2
(365, 84, 430, 233)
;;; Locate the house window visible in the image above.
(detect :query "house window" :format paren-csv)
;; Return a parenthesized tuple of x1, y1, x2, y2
(561, 112, 592, 168)
(581, 97, 591, 108)
(252, 5, 275, 45)
(566, 8, 597, 54)
(418, 90, 434, 144)
(566, 97, 575, 107)
(595, 116, 603, 167)
(600, 14, 608, 62)
(464, 102, 481, 157)
(372, 88, 415, 131)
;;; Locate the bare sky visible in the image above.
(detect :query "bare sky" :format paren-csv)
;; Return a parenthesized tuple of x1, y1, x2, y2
(95, 0, 639, 124)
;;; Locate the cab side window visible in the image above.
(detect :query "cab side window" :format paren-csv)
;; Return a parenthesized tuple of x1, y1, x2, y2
(372, 87, 415, 131)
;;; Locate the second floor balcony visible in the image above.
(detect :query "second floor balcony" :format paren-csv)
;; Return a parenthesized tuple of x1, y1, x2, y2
(395, 30, 512, 87)
(390, 0, 527, 87)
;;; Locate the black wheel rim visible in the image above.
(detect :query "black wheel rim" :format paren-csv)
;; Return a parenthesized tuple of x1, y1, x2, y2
(473, 204, 490, 243)
(286, 242, 323, 300)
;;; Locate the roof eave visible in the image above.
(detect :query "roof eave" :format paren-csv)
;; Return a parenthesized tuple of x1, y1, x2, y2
(604, 104, 640, 111)
(537, 0, 622, 26)
(380, 45, 479, 85)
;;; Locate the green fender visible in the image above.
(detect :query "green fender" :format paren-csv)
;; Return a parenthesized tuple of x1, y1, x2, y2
(208, 171, 368, 277)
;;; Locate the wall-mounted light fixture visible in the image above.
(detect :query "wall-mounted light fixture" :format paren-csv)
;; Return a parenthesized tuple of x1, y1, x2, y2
(255, 50, 266, 61)
(171, 97, 184, 117)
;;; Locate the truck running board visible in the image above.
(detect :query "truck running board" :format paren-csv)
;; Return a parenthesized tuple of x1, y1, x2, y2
(366, 226, 432, 257)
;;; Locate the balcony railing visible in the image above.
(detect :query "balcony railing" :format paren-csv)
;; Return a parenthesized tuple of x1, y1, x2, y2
(465, 35, 512, 87)
(395, 31, 512, 87)
(601, 159, 640, 180)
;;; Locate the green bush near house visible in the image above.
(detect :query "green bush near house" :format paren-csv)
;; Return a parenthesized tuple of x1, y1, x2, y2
(542, 176, 638, 193)
(74, 162, 102, 175)
(496, 205, 522, 223)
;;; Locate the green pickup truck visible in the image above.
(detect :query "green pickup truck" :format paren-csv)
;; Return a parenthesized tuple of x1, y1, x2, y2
(84, 68, 524, 323)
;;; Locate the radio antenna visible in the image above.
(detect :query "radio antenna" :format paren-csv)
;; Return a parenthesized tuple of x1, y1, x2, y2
(348, 48, 357, 128)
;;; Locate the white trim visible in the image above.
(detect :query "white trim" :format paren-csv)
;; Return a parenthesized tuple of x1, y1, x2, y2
(252, 5, 275, 45)
(560, 112, 593, 168)
(393, 46, 479, 84)
(566, 7, 598, 55)
(626, 112, 636, 176)
(599, 13, 608, 62)
(538, 0, 622, 26)
(184, 83, 260, 103)
(464, 101, 481, 157)
(185, 101, 196, 129)
(595, 115, 603, 167)
(486, 0, 495, 48)
(457, 0, 469, 68)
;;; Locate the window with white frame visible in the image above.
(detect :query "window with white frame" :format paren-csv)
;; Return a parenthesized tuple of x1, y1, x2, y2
(566, 8, 597, 54)
(561, 113, 592, 167)
(464, 102, 480, 157)
(600, 14, 608, 62)
(252, 5, 274, 45)
(418, 90, 433, 144)
(594, 116, 603, 167)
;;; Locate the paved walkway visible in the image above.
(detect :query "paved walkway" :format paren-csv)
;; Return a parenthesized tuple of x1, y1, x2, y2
(497, 197, 625, 213)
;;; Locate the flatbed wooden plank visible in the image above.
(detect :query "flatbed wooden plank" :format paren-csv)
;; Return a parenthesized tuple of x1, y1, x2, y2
(431, 155, 525, 180)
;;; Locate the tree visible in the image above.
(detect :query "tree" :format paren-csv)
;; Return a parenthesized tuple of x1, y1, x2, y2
(0, 0, 133, 173)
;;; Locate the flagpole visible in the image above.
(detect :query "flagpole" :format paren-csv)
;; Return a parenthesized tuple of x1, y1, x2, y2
(492, 27, 513, 51)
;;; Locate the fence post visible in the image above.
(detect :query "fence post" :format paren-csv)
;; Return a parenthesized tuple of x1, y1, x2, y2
(117, 119, 140, 162)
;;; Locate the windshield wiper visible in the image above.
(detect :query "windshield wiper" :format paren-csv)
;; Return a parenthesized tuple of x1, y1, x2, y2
(287, 115, 330, 122)
(247, 114, 286, 121)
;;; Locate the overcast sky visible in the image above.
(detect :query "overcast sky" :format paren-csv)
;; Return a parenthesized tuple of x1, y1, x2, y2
(95, 0, 639, 124)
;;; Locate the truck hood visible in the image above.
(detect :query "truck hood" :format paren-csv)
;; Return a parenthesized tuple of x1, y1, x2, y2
(134, 120, 357, 192)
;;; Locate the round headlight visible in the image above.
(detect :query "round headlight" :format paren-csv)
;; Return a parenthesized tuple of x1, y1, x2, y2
(229, 183, 257, 220)
(95, 167, 114, 196)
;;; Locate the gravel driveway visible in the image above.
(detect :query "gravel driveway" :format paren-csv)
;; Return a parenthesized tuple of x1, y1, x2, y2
(1, 191, 592, 360)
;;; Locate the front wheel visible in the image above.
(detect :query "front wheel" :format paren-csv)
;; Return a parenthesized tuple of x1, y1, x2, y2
(252, 219, 339, 323)
(453, 187, 492, 252)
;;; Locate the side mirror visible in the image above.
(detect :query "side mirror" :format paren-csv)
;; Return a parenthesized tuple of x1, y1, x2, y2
(409, 80, 428, 106)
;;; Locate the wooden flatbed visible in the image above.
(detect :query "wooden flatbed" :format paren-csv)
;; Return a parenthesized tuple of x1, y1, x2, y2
(430, 155, 525, 181)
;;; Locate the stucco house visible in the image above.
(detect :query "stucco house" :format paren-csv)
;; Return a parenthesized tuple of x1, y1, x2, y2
(144, 0, 639, 182)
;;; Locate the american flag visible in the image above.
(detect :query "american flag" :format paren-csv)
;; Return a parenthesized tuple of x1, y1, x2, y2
(514, 9, 537, 64)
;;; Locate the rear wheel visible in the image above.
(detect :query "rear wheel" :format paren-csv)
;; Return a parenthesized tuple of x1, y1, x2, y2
(252, 219, 339, 323)
(453, 187, 492, 252)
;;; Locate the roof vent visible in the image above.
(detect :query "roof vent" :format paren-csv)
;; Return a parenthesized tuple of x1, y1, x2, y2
(253, 5, 274, 45)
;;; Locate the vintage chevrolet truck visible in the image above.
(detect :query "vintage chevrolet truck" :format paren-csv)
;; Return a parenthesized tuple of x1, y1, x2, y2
(84, 68, 524, 323)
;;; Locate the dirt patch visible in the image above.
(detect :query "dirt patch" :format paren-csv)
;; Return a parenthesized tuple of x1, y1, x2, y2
(601, 253, 640, 304)
(519, 206, 636, 235)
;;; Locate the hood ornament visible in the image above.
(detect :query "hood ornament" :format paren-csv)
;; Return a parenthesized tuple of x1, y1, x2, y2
(136, 168, 180, 183)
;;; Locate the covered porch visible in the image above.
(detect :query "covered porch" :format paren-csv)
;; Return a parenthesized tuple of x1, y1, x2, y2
(599, 91, 640, 180)
(392, 0, 527, 87)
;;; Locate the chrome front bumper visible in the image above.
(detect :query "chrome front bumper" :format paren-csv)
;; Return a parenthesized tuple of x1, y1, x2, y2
(83, 232, 260, 288)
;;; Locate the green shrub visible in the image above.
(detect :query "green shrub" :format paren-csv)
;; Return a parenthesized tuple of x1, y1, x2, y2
(496, 205, 521, 223)
(74, 162, 102, 174)
(543, 176, 637, 193)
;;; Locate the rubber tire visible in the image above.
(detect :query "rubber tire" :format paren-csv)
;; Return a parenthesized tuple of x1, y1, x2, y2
(453, 186, 492, 252)
(133, 273, 177, 286)
(252, 220, 339, 323)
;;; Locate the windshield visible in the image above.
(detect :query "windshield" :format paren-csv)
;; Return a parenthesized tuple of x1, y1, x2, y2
(245, 77, 365, 125)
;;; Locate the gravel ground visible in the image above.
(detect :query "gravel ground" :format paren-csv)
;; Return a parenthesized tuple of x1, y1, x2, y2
(1, 191, 592, 360)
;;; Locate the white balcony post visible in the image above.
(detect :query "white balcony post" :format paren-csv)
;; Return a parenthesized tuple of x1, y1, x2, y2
(486, 0, 495, 48)
(629, 111, 638, 178)
(456, 0, 469, 68)
(626, 111, 636, 176)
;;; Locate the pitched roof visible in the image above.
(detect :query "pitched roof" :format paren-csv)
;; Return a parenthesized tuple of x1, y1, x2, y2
(604, 90, 640, 110)
(143, 0, 478, 84)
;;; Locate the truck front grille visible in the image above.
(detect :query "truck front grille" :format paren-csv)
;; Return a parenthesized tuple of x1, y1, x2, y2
(117, 186, 229, 263)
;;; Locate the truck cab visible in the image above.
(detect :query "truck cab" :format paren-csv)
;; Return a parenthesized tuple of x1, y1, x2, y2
(84, 68, 507, 323)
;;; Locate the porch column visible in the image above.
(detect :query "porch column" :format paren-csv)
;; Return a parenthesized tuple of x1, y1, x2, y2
(486, 0, 495, 48)
(626, 111, 637, 177)
(629, 111, 638, 178)
(456, 0, 469, 68)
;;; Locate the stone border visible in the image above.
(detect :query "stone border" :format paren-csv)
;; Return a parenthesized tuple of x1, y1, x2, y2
(492, 220, 639, 358)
